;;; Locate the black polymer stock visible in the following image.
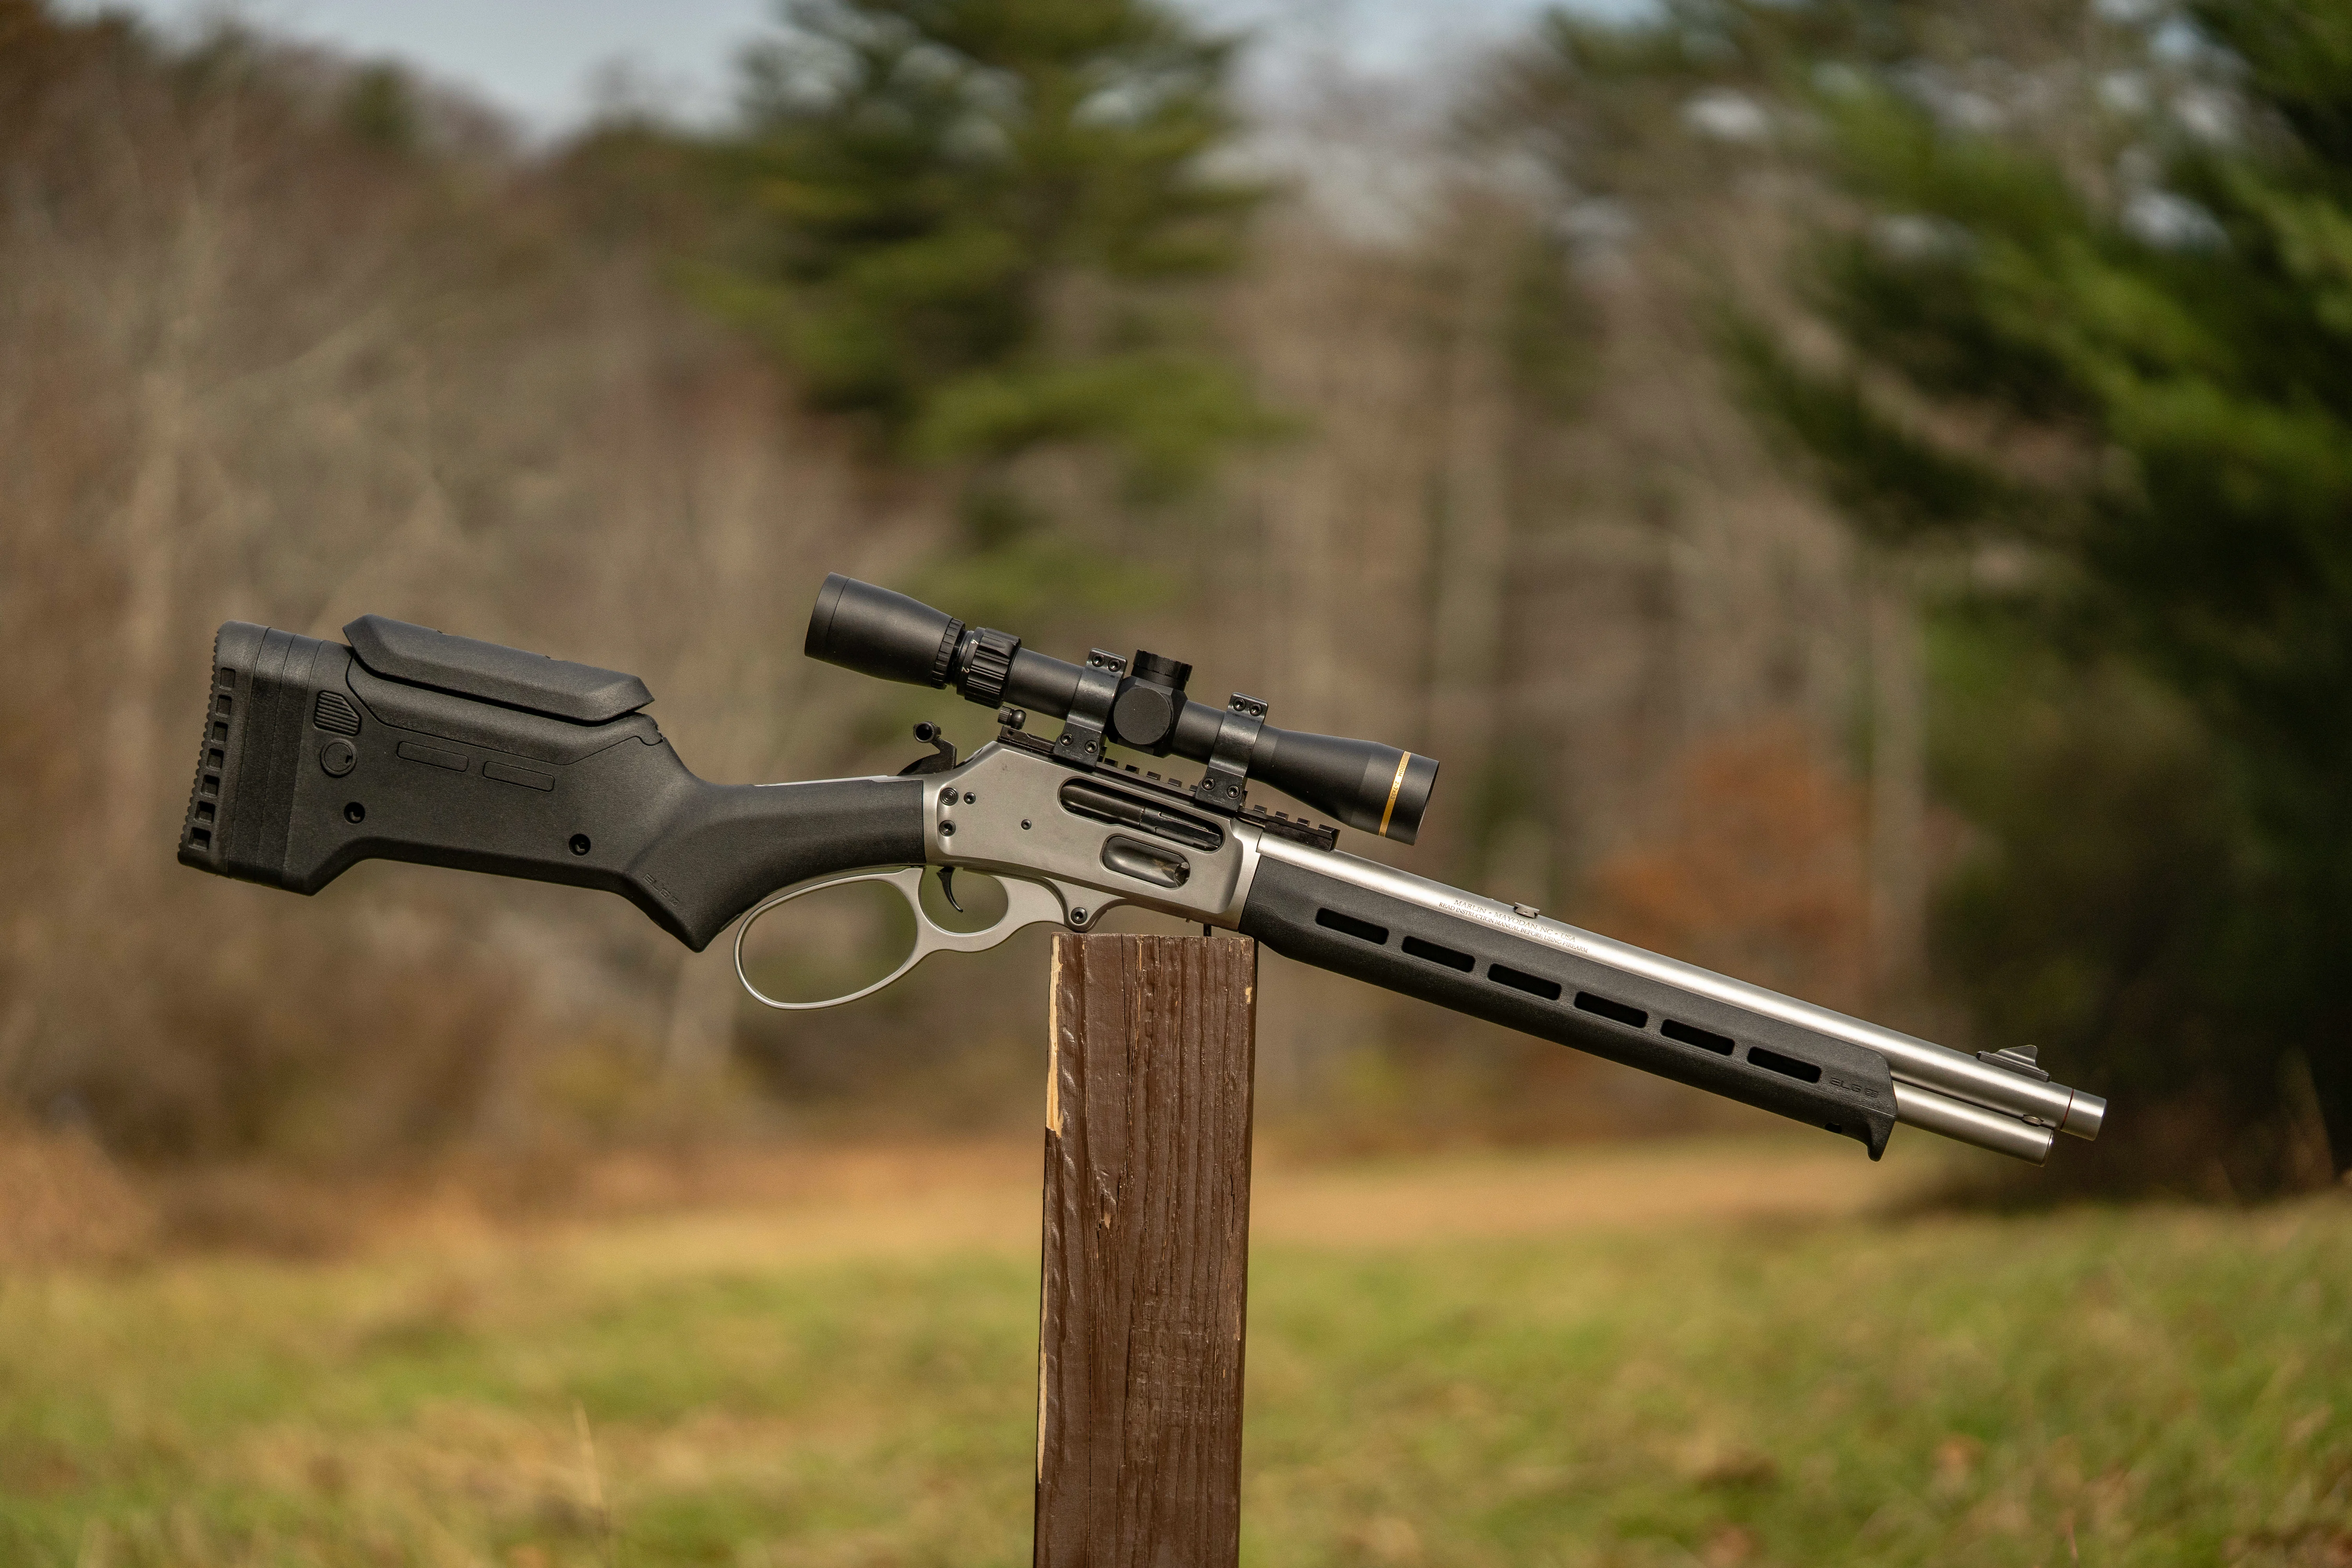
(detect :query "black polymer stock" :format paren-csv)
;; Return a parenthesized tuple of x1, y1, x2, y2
(178, 617, 922, 950)
(180, 581, 2105, 1163)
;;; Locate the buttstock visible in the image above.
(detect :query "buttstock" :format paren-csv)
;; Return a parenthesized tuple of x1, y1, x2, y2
(180, 619, 924, 949)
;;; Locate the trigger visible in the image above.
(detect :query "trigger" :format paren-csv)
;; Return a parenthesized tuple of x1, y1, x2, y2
(938, 866, 964, 914)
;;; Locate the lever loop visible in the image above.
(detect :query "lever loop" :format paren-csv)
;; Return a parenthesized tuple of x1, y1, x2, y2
(733, 866, 1069, 1011)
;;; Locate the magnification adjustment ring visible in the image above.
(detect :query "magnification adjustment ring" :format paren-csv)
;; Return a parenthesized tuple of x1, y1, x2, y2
(959, 627, 1020, 707)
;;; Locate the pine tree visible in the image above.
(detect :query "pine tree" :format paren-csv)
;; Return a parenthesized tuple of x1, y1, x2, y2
(703, 0, 1274, 499)
(1764, 0, 2352, 1186)
(1498, 0, 2352, 1189)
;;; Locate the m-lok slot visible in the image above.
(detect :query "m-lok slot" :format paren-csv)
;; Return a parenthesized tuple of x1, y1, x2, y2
(1315, 908, 1388, 944)
(1662, 1019, 1735, 1056)
(1402, 936, 1474, 972)
(1573, 991, 1648, 1029)
(1487, 964, 1562, 1001)
(1746, 1045, 1822, 1083)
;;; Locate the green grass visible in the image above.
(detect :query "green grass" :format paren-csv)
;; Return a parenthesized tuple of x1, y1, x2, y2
(1, 1189, 2347, 1566)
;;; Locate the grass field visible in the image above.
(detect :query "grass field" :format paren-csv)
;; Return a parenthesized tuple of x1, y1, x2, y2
(1, 1138, 2347, 1567)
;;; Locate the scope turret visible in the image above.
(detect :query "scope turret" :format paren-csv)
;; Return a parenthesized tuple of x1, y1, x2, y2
(805, 574, 1439, 843)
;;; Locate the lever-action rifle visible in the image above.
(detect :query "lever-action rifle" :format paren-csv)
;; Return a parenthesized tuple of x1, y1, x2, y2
(179, 575, 2104, 1164)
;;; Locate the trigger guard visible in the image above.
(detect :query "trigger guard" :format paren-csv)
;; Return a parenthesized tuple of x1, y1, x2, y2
(733, 867, 1072, 1011)
(1039, 879, 1127, 931)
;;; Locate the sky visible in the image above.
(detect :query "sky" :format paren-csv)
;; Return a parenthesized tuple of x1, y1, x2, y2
(56, 0, 1644, 137)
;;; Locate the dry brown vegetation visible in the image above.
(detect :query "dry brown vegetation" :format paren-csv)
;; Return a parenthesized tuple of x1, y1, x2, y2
(4, 1136, 2345, 1564)
(0, 4, 1917, 1224)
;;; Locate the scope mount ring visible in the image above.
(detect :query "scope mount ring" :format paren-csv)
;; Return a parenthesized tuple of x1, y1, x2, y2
(733, 865, 1077, 1011)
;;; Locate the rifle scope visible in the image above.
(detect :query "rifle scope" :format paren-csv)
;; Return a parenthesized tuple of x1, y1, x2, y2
(807, 575, 1440, 843)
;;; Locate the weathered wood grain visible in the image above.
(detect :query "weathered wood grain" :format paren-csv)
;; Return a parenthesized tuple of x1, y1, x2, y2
(1035, 932, 1258, 1568)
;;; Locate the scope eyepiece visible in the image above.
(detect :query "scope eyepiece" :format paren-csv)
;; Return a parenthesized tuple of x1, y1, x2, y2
(804, 574, 1439, 842)
(805, 575, 970, 690)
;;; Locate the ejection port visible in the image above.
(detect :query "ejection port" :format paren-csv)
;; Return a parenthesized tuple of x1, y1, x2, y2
(1101, 835, 1190, 889)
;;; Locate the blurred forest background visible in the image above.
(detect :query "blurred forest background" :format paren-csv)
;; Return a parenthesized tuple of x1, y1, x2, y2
(4, 0, 2348, 1250)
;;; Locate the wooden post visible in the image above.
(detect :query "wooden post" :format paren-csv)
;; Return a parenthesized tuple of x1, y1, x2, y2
(1036, 932, 1258, 1568)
